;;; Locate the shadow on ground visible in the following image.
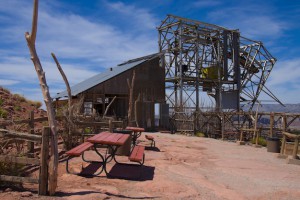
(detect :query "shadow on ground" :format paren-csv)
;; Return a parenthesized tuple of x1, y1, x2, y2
(145, 146, 160, 152)
(108, 164, 155, 181)
(55, 190, 160, 199)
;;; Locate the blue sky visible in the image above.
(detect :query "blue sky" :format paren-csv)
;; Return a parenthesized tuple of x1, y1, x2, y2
(0, 0, 300, 106)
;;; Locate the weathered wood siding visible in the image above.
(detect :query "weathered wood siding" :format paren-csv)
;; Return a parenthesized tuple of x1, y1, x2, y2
(80, 57, 165, 119)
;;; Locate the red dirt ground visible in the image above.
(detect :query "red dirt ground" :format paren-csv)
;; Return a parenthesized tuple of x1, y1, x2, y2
(1, 132, 300, 200)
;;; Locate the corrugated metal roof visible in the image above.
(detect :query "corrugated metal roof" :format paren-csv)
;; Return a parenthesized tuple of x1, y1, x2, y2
(54, 53, 159, 99)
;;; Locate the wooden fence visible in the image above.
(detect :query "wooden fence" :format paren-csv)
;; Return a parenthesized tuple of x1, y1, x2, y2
(280, 131, 300, 159)
(0, 127, 49, 195)
(0, 110, 125, 195)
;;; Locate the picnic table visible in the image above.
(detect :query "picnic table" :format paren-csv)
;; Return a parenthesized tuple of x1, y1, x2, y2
(66, 131, 145, 177)
(125, 126, 145, 146)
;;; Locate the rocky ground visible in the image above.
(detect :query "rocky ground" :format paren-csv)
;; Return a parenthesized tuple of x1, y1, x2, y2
(1, 132, 300, 200)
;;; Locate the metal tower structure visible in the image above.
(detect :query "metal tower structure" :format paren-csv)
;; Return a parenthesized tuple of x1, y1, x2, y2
(158, 14, 282, 132)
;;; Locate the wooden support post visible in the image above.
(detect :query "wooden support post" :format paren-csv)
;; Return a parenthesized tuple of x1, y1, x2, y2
(270, 112, 274, 137)
(255, 129, 259, 146)
(39, 127, 50, 195)
(239, 130, 243, 141)
(221, 113, 224, 140)
(109, 119, 113, 133)
(280, 134, 286, 155)
(27, 111, 35, 157)
(282, 114, 287, 132)
(292, 138, 299, 159)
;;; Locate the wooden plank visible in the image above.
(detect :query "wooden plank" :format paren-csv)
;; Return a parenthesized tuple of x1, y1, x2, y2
(0, 129, 42, 142)
(126, 126, 145, 132)
(65, 142, 93, 156)
(102, 133, 122, 145)
(282, 132, 300, 139)
(0, 175, 39, 184)
(27, 111, 35, 157)
(87, 131, 111, 143)
(75, 121, 107, 127)
(115, 134, 129, 146)
(129, 146, 144, 162)
(39, 127, 49, 195)
(0, 155, 39, 165)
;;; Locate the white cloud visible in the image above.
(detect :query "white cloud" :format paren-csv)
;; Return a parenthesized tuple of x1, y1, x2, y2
(0, 79, 20, 86)
(0, 0, 158, 105)
(0, 56, 98, 86)
(268, 59, 300, 86)
(103, 1, 158, 30)
(206, 5, 286, 40)
(259, 59, 300, 104)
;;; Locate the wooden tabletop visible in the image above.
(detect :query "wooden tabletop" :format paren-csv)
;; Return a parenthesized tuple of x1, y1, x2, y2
(87, 131, 130, 146)
(125, 126, 145, 132)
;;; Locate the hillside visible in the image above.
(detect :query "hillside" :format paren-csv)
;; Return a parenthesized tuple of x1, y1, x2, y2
(242, 103, 300, 113)
(0, 86, 47, 132)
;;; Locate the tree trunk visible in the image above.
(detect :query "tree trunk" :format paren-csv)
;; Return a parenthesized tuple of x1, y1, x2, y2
(25, 0, 58, 195)
(127, 70, 136, 126)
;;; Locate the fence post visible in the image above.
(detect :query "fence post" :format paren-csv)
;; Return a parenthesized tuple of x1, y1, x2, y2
(27, 111, 35, 157)
(269, 112, 274, 137)
(292, 138, 299, 159)
(39, 126, 50, 195)
(282, 114, 287, 132)
(280, 134, 286, 155)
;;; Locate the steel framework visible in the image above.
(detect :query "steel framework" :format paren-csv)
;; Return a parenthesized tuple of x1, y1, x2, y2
(158, 15, 282, 132)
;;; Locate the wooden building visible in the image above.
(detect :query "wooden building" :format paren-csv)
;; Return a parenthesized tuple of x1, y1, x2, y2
(54, 53, 166, 129)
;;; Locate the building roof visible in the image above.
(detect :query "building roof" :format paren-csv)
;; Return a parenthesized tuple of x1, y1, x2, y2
(54, 53, 160, 99)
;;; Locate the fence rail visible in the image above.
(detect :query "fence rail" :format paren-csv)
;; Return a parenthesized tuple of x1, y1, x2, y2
(0, 127, 49, 195)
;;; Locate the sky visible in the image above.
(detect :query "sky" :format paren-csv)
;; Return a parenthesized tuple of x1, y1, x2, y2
(0, 0, 300, 107)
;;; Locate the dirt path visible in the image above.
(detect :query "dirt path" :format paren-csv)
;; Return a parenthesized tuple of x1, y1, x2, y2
(1, 133, 300, 199)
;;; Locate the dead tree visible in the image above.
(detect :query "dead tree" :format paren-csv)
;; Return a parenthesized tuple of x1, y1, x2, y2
(103, 96, 116, 119)
(51, 53, 74, 149)
(25, 0, 58, 195)
(127, 70, 136, 126)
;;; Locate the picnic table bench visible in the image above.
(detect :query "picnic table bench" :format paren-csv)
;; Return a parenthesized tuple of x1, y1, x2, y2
(125, 126, 145, 146)
(65, 131, 145, 177)
(65, 141, 104, 175)
(145, 135, 156, 147)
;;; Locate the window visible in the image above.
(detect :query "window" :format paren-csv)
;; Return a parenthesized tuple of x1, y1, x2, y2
(84, 102, 93, 115)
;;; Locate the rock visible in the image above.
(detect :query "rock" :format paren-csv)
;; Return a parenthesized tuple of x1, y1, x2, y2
(21, 191, 33, 197)
(4, 188, 12, 192)
(4, 105, 14, 111)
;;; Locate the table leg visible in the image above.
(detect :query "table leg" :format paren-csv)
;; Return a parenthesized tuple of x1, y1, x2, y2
(103, 145, 119, 176)
(132, 131, 142, 146)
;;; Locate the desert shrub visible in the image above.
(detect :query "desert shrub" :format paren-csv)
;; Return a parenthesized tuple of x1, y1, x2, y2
(195, 132, 206, 137)
(13, 94, 26, 102)
(28, 100, 43, 109)
(0, 108, 8, 118)
(14, 105, 21, 111)
(0, 161, 24, 187)
(251, 137, 267, 146)
(0, 98, 3, 106)
(34, 101, 42, 109)
(0, 86, 11, 94)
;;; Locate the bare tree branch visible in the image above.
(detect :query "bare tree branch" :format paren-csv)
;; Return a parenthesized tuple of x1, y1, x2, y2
(103, 96, 116, 118)
(52, 52, 75, 149)
(30, 0, 38, 43)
